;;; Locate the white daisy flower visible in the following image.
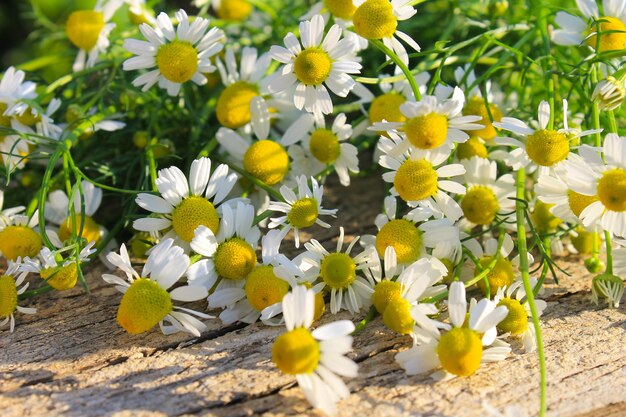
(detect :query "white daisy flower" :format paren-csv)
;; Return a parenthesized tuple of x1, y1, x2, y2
(265, 14, 362, 116)
(66, 0, 123, 71)
(0, 211, 42, 261)
(301, 0, 369, 51)
(300, 227, 378, 314)
(281, 113, 359, 185)
(268, 175, 338, 247)
(371, 87, 484, 161)
(552, 0, 626, 52)
(352, 0, 421, 65)
(562, 133, 626, 237)
(0, 66, 37, 118)
(378, 132, 467, 221)
(133, 157, 238, 250)
(395, 281, 510, 379)
(103, 239, 211, 336)
(123, 9, 225, 96)
(272, 285, 357, 415)
(0, 260, 37, 333)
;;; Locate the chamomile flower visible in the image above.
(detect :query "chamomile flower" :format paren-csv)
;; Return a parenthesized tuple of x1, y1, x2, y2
(202, 0, 254, 21)
(591, 272, 624, 308)
(103, 239, 211, 336)
(352, 0, 421, 65)
(0, 211, 42, 261)
(378, 132, 467, 220)
(301, 0, 369, 51)
(552, 0, 626, 52)
(300, 227, 378, 314)
(271, 285, 358, 415)
(0, 67, 37, 119)
(265, 14, 362, 116)
(395, 281, 510, 379)
(460, 156, 516, 227)
(562, 133, 626, 237)
(134, 157, 238, 250)
(493, 280, 547, 352)
(268, 175, 338, 247)
(66, 0, 123, 71)
(123, 9, 225, 96)
(371, 87, 484, 161)
(0, 260, 36, 333)
(281, 113, 359, 185)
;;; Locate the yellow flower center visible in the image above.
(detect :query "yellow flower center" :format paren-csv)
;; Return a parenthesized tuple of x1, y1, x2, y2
(243, 140, 290, 185)
(369, 92, 407, 133)
(404, 113, 449, 150)
(571, 226, 601, 255)
(171, 196, 220, 243)
(216, 0, 253, 21)
(0, 275, 17, 318)
(457, 136, 488, 160)
(15, 108, 41, 127)
(375, 219, 422, 263)
(287, 197, 319, 229)
(58, 214, 102, 244)
(0, 103, 11, 128)
(156, 40, 198, 84)
(309, 128, 341, 164)
(461, 185, 500, 225)
(525, 129, 570, 167)
(324, 0, 357, 19)
(567, 190, 599, 218)
(128, 7, 154, 25)
(463, 96, 502, 140)
(372, 280, 402, 314)
(216, 81, 260, 129)
(294, 48, 333, 86)
(40, 263, 79, 291)
(214, 237, 257, 280)
(496, 297, 528, 336)
(393, 159, 439, 202)
(0, 225, 43, 261)
(531, 200, 563, 233)
(597, 168, 626, 212)
(117, 278, 173, 334)
(66, 10, 105, 51)
(437, 327, 483, 377)
(475, 256, 515, 295)
(353, 0, 398, 40)
(382, 298, 414, 335)
(244, 265, 290, 311)
(585, 16, 626, 52)
(272, 327, 320, 375)
(320, 252, 356, 289)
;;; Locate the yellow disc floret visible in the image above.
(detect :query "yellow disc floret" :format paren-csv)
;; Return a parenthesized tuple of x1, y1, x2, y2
(0, 226, 43, 261)
(216, 0, 253, 21)
(216, 81, 260, 129)
(567, 190, 599, 218)
(58, 214, 102, 244)
(475, 256, 515, 295)
(383, 298, 414, 335)
(0, 103, 11, 128)
(214, 237, 257, 280)
(404, 113, 449, 150)
(245, 265, 290, 311)
(15, 108, 40, 127)
(393, 159, 439, 202)
(586, 16, 626, 52)
(372, 280, 402, 314)
(525, 129, 570, 167)
(320, 252, 356, 289)
(463, 96, 502, 140)
(457, 136, 488, 160)
(171, 196, 220, 242)
(309, 129, 341, 164)
(272, 327, 320, 374)
(369, 93, 407, 127)
(496, 297, 528, 336)
(324, 0, 357, 19)
(597, 168, 626, 212)
(156, 41, 198, 84)
(287, 198, 319, 229)
(40, 263, 79, 291)
(66, 10, 105, 51)
(375, 219, 422, 263)
(0, 275, 17, 318)
(437, 327, 483, 376)
(243, 140, 290, 185)
(294, 48, 333, 86)
(531, 200, 563, 233)
(461, 185, 500, 225)
(571, 226, 601, 255)
(353, 0, 398, 40)
(117, 278, 173, 334)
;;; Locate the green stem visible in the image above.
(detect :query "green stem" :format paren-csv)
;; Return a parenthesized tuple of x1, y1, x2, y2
(604, 231, 613, 274)
(352, 305, 377, 335)
(218, 158, 284, 202)
(369, 39, 422, 101)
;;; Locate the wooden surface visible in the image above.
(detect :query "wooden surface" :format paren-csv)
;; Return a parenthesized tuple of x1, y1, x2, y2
(1, 175, 625, 417)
